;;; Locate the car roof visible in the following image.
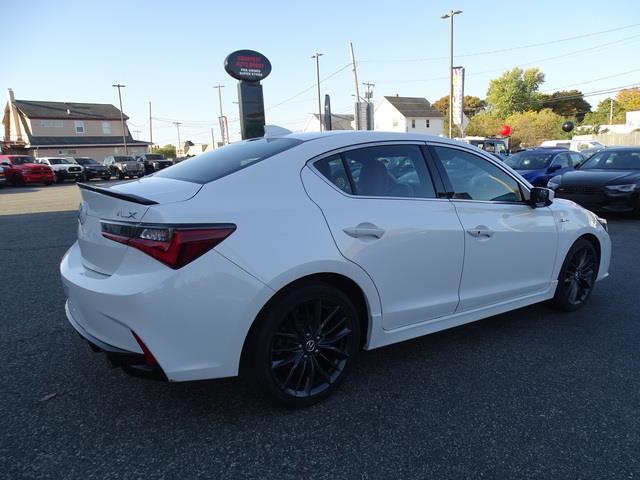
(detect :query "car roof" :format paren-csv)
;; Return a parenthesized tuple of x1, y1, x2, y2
(277, 130, 469, 147)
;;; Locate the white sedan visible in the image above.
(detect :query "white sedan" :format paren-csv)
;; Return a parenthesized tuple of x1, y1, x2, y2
(61, 131, 611, 407)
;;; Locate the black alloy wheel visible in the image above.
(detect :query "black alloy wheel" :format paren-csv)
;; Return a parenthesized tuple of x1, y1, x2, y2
(248, 284, 360, 407)
(12, 174, 24, 187)
(552, 239, 598, 311)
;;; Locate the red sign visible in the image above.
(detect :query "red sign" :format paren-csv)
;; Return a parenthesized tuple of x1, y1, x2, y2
(224, 50, 272, 82)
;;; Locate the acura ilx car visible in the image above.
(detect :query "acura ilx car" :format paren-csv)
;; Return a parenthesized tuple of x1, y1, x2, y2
(61, 131, 611, 407)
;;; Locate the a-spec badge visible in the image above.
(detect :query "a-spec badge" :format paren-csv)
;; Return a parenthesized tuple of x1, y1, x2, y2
(78, 202, 88, 225)
(116, 209, 138, 220)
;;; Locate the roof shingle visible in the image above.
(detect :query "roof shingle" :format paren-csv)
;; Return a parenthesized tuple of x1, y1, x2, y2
(383, 96, 443, 118)
(14, 100, 128, 120)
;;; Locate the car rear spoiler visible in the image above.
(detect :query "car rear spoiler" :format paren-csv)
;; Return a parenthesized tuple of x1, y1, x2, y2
(77, 182, 158, 206)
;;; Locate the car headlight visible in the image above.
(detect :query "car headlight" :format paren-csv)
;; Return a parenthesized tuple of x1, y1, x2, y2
(604, 184, 637, 192)
(547, 179, 561, 190)
(596, 217, 608, 232)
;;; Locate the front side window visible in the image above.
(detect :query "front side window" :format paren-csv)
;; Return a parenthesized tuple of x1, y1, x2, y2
(569, 152, 584, 167)
(332, 145, 436, 198)
(434, 146, 523, 202)
(580, 150, 640, 170)
(75, 121, 85, 134)
(552, 153, 570, 168)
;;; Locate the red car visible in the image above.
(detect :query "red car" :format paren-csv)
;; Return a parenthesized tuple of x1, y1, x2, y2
(0, 155, 55, 186)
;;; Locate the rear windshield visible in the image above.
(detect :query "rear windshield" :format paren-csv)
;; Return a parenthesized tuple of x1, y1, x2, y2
(114, 156, 135, 162)
(154, 137, 303, 184)
(75, 158, 98, 165)
(145, 154, 165, 160)
(506, 151, 554, 170)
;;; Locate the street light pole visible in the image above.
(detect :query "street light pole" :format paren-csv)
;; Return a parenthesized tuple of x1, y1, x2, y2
(112, 83, 128, 154)
(441, 10, 462, 138)
(173, 121, 181, 155)
(213, 84, 225, 144)
(311, 53, 324, 132)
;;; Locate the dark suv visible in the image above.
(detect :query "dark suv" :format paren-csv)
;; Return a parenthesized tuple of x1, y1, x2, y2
(74, 157, 111, 181)
(137, 153, 173, 174)
(103, 155, 145, 180)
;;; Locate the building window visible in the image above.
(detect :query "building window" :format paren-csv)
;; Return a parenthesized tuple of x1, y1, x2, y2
(74, 121, 85, 134)
(102, 121, 112, 134)
(392, 118, 398, 127)
(411, 119, 416, 129)
(40, 120, 64, 128)
(426, 119, 430, 128)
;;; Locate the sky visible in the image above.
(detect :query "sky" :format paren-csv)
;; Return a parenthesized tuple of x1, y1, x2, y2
(4, 0, 640, 146)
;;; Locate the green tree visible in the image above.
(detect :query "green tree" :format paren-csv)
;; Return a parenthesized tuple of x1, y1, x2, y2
(152, 144, 176, 159)
(505, 109, 568, 149)
(465, 112, 503, 137)
(539, 90, 591, 122)
(582, 98, 625, 125)
(432, 95, 487, 118)
(615, 87, 640, 112)
(486, 67, 545, 117)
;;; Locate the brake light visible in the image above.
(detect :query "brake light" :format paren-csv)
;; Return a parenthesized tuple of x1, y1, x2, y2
(102, 222, 236, 269)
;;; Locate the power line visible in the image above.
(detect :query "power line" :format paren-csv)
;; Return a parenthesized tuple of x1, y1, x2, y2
(360, 22, 640, 63)
(540, 68, 640, 93)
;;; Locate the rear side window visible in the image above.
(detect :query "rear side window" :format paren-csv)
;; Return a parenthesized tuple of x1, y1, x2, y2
(155, 137, 302, 184)
(315, 145, 436, 199)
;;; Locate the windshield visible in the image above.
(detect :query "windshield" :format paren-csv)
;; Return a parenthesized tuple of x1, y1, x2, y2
(154, 137, 303, 184)
(75, 158, 98, 165)
(145, 154, 165, 160)
(47, 158, 74, 165)
(580, 150, 640, 170)
(506, 151, 554, 170)
(9, 156, 36, 165)
(114, 156, 135, 162)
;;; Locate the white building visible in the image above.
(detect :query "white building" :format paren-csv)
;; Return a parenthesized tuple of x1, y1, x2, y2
(374, 96, 444, 135)
(303, 113, 354, 132)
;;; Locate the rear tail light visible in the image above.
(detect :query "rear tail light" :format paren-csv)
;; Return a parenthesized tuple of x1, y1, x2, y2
(101, 222, 236, 269)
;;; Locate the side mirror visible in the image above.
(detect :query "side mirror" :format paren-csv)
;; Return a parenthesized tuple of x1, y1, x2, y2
(529, 187, 554, 208)
(1, 161, 10, 166)
(547, 164, 561, 173)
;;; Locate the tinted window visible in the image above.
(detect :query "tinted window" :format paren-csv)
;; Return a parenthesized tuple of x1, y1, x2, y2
(580, 150, 640, 170)
(506, 151, 554, 170)
(434, 146, 523, 202)
(314, 155, 352, 194)
(9, 156, 36, 165)
(340, 145, 436, 198)
(114, 156, 135, 162)
(569, 153, 584, 167)
(75, 158, 98, 165)
(144, 154, 165, 160)
(552, 153, 570, 168)
(155, 137, 302, 184)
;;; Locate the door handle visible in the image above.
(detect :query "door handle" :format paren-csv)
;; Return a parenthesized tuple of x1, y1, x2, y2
(343, 223, 385, 239)
(466, 225, 494, 238)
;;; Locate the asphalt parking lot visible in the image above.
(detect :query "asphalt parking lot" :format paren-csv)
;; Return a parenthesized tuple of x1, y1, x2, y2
(1, 183, 639, 479)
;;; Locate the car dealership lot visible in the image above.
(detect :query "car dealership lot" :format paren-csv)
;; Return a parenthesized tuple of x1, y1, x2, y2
(1, 185, 639, 479)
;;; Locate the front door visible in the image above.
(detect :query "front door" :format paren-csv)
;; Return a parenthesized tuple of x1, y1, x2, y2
(302, 143, 464, 330)
(430, 145, 558, 311)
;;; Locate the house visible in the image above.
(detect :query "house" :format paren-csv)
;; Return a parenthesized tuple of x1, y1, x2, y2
(374, 96, 444, 135)
(2, 89, 150, 161)
(303, 113, 355, 132)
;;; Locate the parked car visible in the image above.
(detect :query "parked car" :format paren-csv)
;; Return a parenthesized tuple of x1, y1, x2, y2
(37, 157, 84, 183)
(540, 139, 605, 152)
(74, 157, 111, 181)
(548, 146, 640, 216)
(505, 148, 584, 187)
(0, 154, 55, 186)
(103, 155, 144, 180)
(459, 136, 509, 160)
(61, 131, 611, 407)
(136, 153, 173, 174)
(579, 146, 606, 160)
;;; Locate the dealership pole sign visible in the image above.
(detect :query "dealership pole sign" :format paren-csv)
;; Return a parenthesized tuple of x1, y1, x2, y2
(452, 66, 465, 132)
(224, 50, 271, 140)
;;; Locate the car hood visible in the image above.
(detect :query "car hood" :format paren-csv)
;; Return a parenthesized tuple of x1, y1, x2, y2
(558, 169, 640, 186)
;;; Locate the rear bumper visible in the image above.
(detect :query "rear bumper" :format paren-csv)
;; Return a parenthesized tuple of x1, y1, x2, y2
(66, 301, 167, 380)
(60, 241, 273, 382)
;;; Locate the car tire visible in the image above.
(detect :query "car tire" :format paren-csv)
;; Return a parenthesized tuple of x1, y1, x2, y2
(118, 171, 125, 180)
(102, 176, 111, 181)
(551, 238, 599, 312)
(246, 283, 360, 408)
(12, 174, 24, 187)
(44, 181, 53, 186)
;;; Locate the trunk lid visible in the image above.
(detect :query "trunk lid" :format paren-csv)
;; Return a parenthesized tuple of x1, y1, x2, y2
(77, 177, 202, 275)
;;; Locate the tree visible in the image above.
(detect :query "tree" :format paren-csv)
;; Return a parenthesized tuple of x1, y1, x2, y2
(465, 112, 503, 137)
(152, 144, 176, 159)
(486, 67, 545, 117)
(615, 87, 640, 112)
(539, 90, 591, 122)
(432, 95, 487, 118)
(505, 109, 568, 149)
(582, 98, 625, 125)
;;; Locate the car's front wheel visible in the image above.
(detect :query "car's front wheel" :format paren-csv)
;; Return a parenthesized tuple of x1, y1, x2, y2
(247, 283, 360, 408)
(552, 238, 598, 311)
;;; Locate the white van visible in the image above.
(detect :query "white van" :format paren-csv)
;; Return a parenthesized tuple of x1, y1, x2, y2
(540, 139, 604, 152)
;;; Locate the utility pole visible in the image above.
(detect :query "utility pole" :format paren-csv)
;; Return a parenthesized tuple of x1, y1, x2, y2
(363, 82, 375, 103)
(609, 98, 614, 124)
(311, 52, 324, 132)
(349, 43, 361, 130)
(213, 84, 225, 144)
(173, 122, 182, 155)
(210, 128, 216, 149)
(441, 10, 462, 138)
(112, 83, 128, 154)
(149, 101, 153, 148)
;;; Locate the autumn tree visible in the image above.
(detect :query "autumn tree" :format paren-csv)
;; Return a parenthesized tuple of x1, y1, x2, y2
(486, 67, 545, 117)
(615, 87, 640, 111)
(505, 109, 568, 149)
(465, 112, 503, 137)
(152, 144, 176, 159)
(432, 95, 487, 118)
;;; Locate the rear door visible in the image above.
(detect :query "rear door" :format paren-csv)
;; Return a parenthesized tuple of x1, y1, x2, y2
(430, 144, 558, 311)
(302, 143, 464, 330)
